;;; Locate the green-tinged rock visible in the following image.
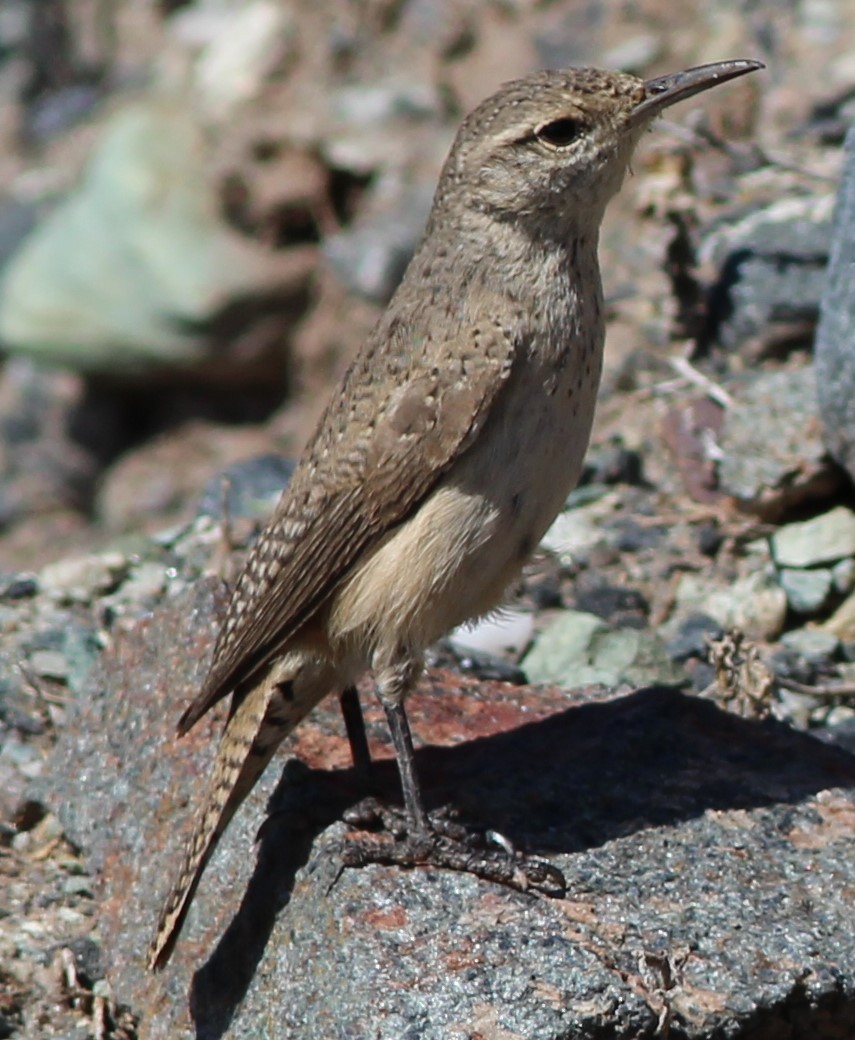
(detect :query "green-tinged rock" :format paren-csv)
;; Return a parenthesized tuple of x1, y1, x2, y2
(673, 569, 787, 641)
(0, 100, 274, 373)
(522, 609, 685, 688)
(771, 506, 855, 568)
(717, 368, 839, 519)
(777, 567, 834, 614)
(540, 490, 620, 561)
(780, 627, 840, 661)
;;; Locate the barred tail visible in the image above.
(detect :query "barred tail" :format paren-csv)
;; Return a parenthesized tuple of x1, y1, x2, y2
(148, 670, 317, 970)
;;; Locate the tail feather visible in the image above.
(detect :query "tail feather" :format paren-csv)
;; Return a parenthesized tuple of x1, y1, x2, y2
(148, 670, 319, 971)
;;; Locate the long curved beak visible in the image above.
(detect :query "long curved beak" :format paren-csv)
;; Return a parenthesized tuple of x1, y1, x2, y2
(629, 59, 765, 127)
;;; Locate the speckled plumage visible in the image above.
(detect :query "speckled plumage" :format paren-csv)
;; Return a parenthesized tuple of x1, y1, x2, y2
(149, 59, 762, 971)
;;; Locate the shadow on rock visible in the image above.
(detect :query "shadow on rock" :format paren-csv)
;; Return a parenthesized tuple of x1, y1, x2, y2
(187, 685, 855, 1037)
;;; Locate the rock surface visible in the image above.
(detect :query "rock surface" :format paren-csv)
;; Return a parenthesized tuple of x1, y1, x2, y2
(717, 367, 840, 519)
(45, 578, 855, 1039)
(816, 123, 855, 481)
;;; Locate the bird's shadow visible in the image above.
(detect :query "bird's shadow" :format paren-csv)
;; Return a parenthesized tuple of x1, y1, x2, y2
(187, 685, 855, 1038)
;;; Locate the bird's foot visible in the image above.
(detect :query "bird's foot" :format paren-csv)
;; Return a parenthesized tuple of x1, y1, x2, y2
(338, 797, 566, 897)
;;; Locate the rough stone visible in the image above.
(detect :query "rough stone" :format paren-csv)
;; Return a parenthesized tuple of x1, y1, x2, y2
(0, 99, 303, 376)
(815, 122, 855, 482)
(702, 193, 833, 354)
(449, 610, 534, 659)
(717, 367, 840, 519)
(42, 580, 855, 1039)
(522, 610, 685, 688)
(780, 627, 841, 662)
(673, 568, 788, 641)
(771, 505, 855, 568)
(778, 566, 835, 614)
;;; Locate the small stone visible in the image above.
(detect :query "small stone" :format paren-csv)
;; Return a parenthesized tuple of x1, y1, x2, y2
(323, 179, 435, 302)
(832, 557, 855, 594)
(1, 737, 42, 778)
(780, 627, 841, 662)
(62, 875, 94, 898)
(822, 587, 855, 640)
(28, 649, 70, 681)
(673, 568, 787, 641)
(697, 523, 723, 557)
(573, 582, 648, 627)
(38, 552, 128, 602)
(112, 561, 169, 604)
(522, 610, 685, 688)
(449, 611, 534, 659)
(197, 454, 295, 521)
(777, 567, 834, 614)
(703, 194, 833, 354)
(666, 614, 724, 662)
(0, 573, 38, 600)
(582, 441, 644, 486)
(541, 490, 620, 561)
(717, 368, 840, 519)
(772, 506, 855, 568)
(612, 519, 663, 553)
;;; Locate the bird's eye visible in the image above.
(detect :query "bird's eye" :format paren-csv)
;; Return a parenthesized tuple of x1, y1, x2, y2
(535, 117, 585, 148)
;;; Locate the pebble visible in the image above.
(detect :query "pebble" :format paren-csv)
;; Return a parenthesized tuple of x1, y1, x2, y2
(777, 567, 834, 614)
(780, 627, 841, 661)
(832, 557, 855, 594)
(28, 649, 70, 681)
(540, 490, 621, 561)
(717, 367, 839, 519)
(522, 610, 685, 689)
(39, 552, 128, 603)
(0, 573, 38, 599)
(771, 505, 855, 568)
(197, 454, 295, 520)
(449, 610, 534, 659)
(666, 613, 724, 662)
(673, 568, 787, 641)
(323, 179, 435, 301)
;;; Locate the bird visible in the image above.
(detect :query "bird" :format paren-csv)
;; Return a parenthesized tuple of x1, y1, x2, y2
(149, 57, 763, 970)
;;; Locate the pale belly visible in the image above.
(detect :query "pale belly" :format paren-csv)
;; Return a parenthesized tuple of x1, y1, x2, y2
(325, 354, 601, 662)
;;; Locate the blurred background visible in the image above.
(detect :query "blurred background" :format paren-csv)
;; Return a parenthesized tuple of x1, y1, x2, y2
(0, 0, 845, 571)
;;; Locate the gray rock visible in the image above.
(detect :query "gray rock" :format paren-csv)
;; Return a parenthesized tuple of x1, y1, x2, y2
(522, 610, 685, 688)
(672, 568, 788, 641)
(323, 178, 435, 302)
(38, 551, 128, 603)
(778, 567, 834, 614)
(0, 100, 289, 374)
(449, 610, 534, 659)
(717, 367, 840, 519)
(197, 454, 295, 521)
(42, 578, 855, 1038)
(816, 122, 855, 481)
(771, 505, 855, 567)
(780, 627, 841, 662)
(703, 194, 832, 352)
(665, 613, 724, 662)
(833, 556, 855, 593)
(541, 489, 620, 561)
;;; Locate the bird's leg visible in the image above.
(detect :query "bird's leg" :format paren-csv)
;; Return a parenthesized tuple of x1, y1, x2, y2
(339, 685, 374, 788)
(379, 691, 430, 834)
(339, 655, 566, 898)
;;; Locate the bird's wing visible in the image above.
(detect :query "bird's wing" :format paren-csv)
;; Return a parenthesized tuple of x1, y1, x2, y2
(178, 318, 516, 733)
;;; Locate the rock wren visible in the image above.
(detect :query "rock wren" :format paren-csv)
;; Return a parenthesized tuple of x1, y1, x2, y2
(149, 58, 762, 970)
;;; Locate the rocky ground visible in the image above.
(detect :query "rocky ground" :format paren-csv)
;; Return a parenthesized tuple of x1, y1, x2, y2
(0, 1, 855, 1038)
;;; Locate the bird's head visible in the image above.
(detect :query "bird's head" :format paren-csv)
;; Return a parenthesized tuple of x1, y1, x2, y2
(436, 60, 762, 236)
